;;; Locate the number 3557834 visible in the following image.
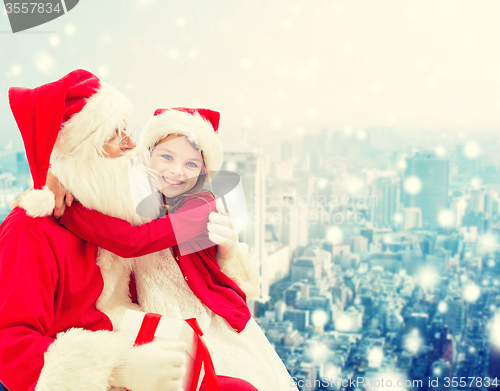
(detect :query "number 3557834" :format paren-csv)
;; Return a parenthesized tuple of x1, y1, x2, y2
(5, 3, 62, 14)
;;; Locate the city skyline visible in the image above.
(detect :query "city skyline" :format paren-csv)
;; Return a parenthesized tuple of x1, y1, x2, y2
(1, 116, 500, 390)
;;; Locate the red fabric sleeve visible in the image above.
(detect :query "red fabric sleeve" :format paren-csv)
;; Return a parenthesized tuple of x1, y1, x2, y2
(59, 194, 215, 258)
(0, 231, 59, 391)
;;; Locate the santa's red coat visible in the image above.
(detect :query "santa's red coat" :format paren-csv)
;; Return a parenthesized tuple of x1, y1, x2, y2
(0, 208, 129, 391)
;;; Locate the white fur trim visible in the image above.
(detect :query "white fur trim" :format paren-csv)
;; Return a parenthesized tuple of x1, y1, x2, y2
(19, 186, 55, 217)
(140, 110, 223, 172)
(96, 249, 142, 329)
(35, 328, 133, 391)
(217, 242, 261, 299)
(52, 82, 134, 159)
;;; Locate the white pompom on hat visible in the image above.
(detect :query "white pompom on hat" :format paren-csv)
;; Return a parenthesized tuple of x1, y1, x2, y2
(140, 108, 223, 173)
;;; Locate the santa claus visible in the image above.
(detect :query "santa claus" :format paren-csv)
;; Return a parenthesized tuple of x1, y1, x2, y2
(0, 69, 259, 391)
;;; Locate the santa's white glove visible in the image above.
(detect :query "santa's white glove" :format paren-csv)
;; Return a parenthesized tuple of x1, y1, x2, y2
(110, 341, 186, 391)
(208, 199, 239, 260)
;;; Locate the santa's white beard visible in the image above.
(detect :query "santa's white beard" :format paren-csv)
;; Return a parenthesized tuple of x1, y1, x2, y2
(51, 147, 148, 226)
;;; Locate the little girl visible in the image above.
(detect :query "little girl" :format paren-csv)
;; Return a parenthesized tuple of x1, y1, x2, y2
(60, 108, 298, 391)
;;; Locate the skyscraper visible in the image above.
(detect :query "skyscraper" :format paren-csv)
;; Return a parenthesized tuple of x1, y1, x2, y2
(446, 293, 465, 337)
(455, 144, 479, 175)
(402, 207, 423, 231)
(222, 151, 267, 300)
(370, 176, 401, 228)
(404, 152, 450, 229)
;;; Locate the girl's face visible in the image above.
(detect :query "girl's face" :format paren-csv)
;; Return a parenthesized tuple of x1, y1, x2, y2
(150, 134, 204, 198)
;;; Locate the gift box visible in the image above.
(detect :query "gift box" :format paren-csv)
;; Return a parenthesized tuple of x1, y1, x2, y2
(119, 310, 220, 391)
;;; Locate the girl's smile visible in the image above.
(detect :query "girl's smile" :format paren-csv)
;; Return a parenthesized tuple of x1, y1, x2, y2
(160, 175, 184, 186)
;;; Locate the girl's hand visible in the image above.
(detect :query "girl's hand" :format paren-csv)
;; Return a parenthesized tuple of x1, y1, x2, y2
(11, 186, 34, 209)
(46, 170, 74, 218)
(12, 171, 76, 217)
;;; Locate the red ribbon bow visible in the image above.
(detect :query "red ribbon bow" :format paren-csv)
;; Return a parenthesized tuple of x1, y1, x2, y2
(133, 313, 221, 391)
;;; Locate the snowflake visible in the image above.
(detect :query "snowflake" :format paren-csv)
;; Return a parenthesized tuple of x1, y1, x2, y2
(176, 16, 186, 27)
(317, 179, 328, 189)
(405, 329, 423, 354)
(326, 226, 343, 245)
(345, 176, 364, 194)
(7, 64, 22, 77)
(168, 48, 179, 60)
(438, 301, 448, 313)
(418, 267, 439, 290)
(271, 118, 282, 129)
(225, 161, 237, 172)
(311, 310, 328, 327)
(463, 284, 480, 303)
(393, 212, 404, 224)
(188, 49, 198, 59)
(65, 23, 76, 35)
(240, 57, 251, 69)
(335, 313, 352, 332)
(464, 141, 481, 159)
(34, 52, 56, 74)
(97, 66, 109, 78)
(306, 107, 318, 120)
(435, 146, 447, 157)
(490, 313, 500, 347)
(437, 210, 455, 228)
(404, 176, 422, 195)
(356, 129, 367, 141)
(48, 35, 60, 47)
(368, 347, 384, 368)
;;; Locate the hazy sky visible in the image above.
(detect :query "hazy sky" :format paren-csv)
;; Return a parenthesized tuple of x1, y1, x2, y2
(1, 0, 500, 149)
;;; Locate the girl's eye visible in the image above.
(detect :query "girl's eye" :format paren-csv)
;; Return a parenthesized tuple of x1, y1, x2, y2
(187, 162, 198, 168)
(162, 154, 173, 160)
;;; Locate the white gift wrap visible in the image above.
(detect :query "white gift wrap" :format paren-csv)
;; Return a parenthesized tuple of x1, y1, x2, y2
(118, 309, 205, 391)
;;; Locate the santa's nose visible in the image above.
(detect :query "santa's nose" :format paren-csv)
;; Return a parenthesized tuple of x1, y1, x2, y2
(122, 136, 137, 150)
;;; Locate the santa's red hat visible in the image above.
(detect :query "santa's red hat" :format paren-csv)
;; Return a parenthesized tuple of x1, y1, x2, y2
(9, 69, 134, 217)
(140, 107, 223, 173)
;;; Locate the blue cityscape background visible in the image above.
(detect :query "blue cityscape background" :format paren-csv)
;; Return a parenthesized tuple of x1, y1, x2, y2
(222, 127, 500, 390)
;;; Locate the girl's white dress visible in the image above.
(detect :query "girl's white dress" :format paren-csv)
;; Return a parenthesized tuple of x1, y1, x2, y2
(132, 249, 298, 391)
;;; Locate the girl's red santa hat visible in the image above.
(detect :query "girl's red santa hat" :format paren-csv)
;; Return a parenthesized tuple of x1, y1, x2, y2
(140, 107, 223, 173)
(9, 69, 134, 217)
